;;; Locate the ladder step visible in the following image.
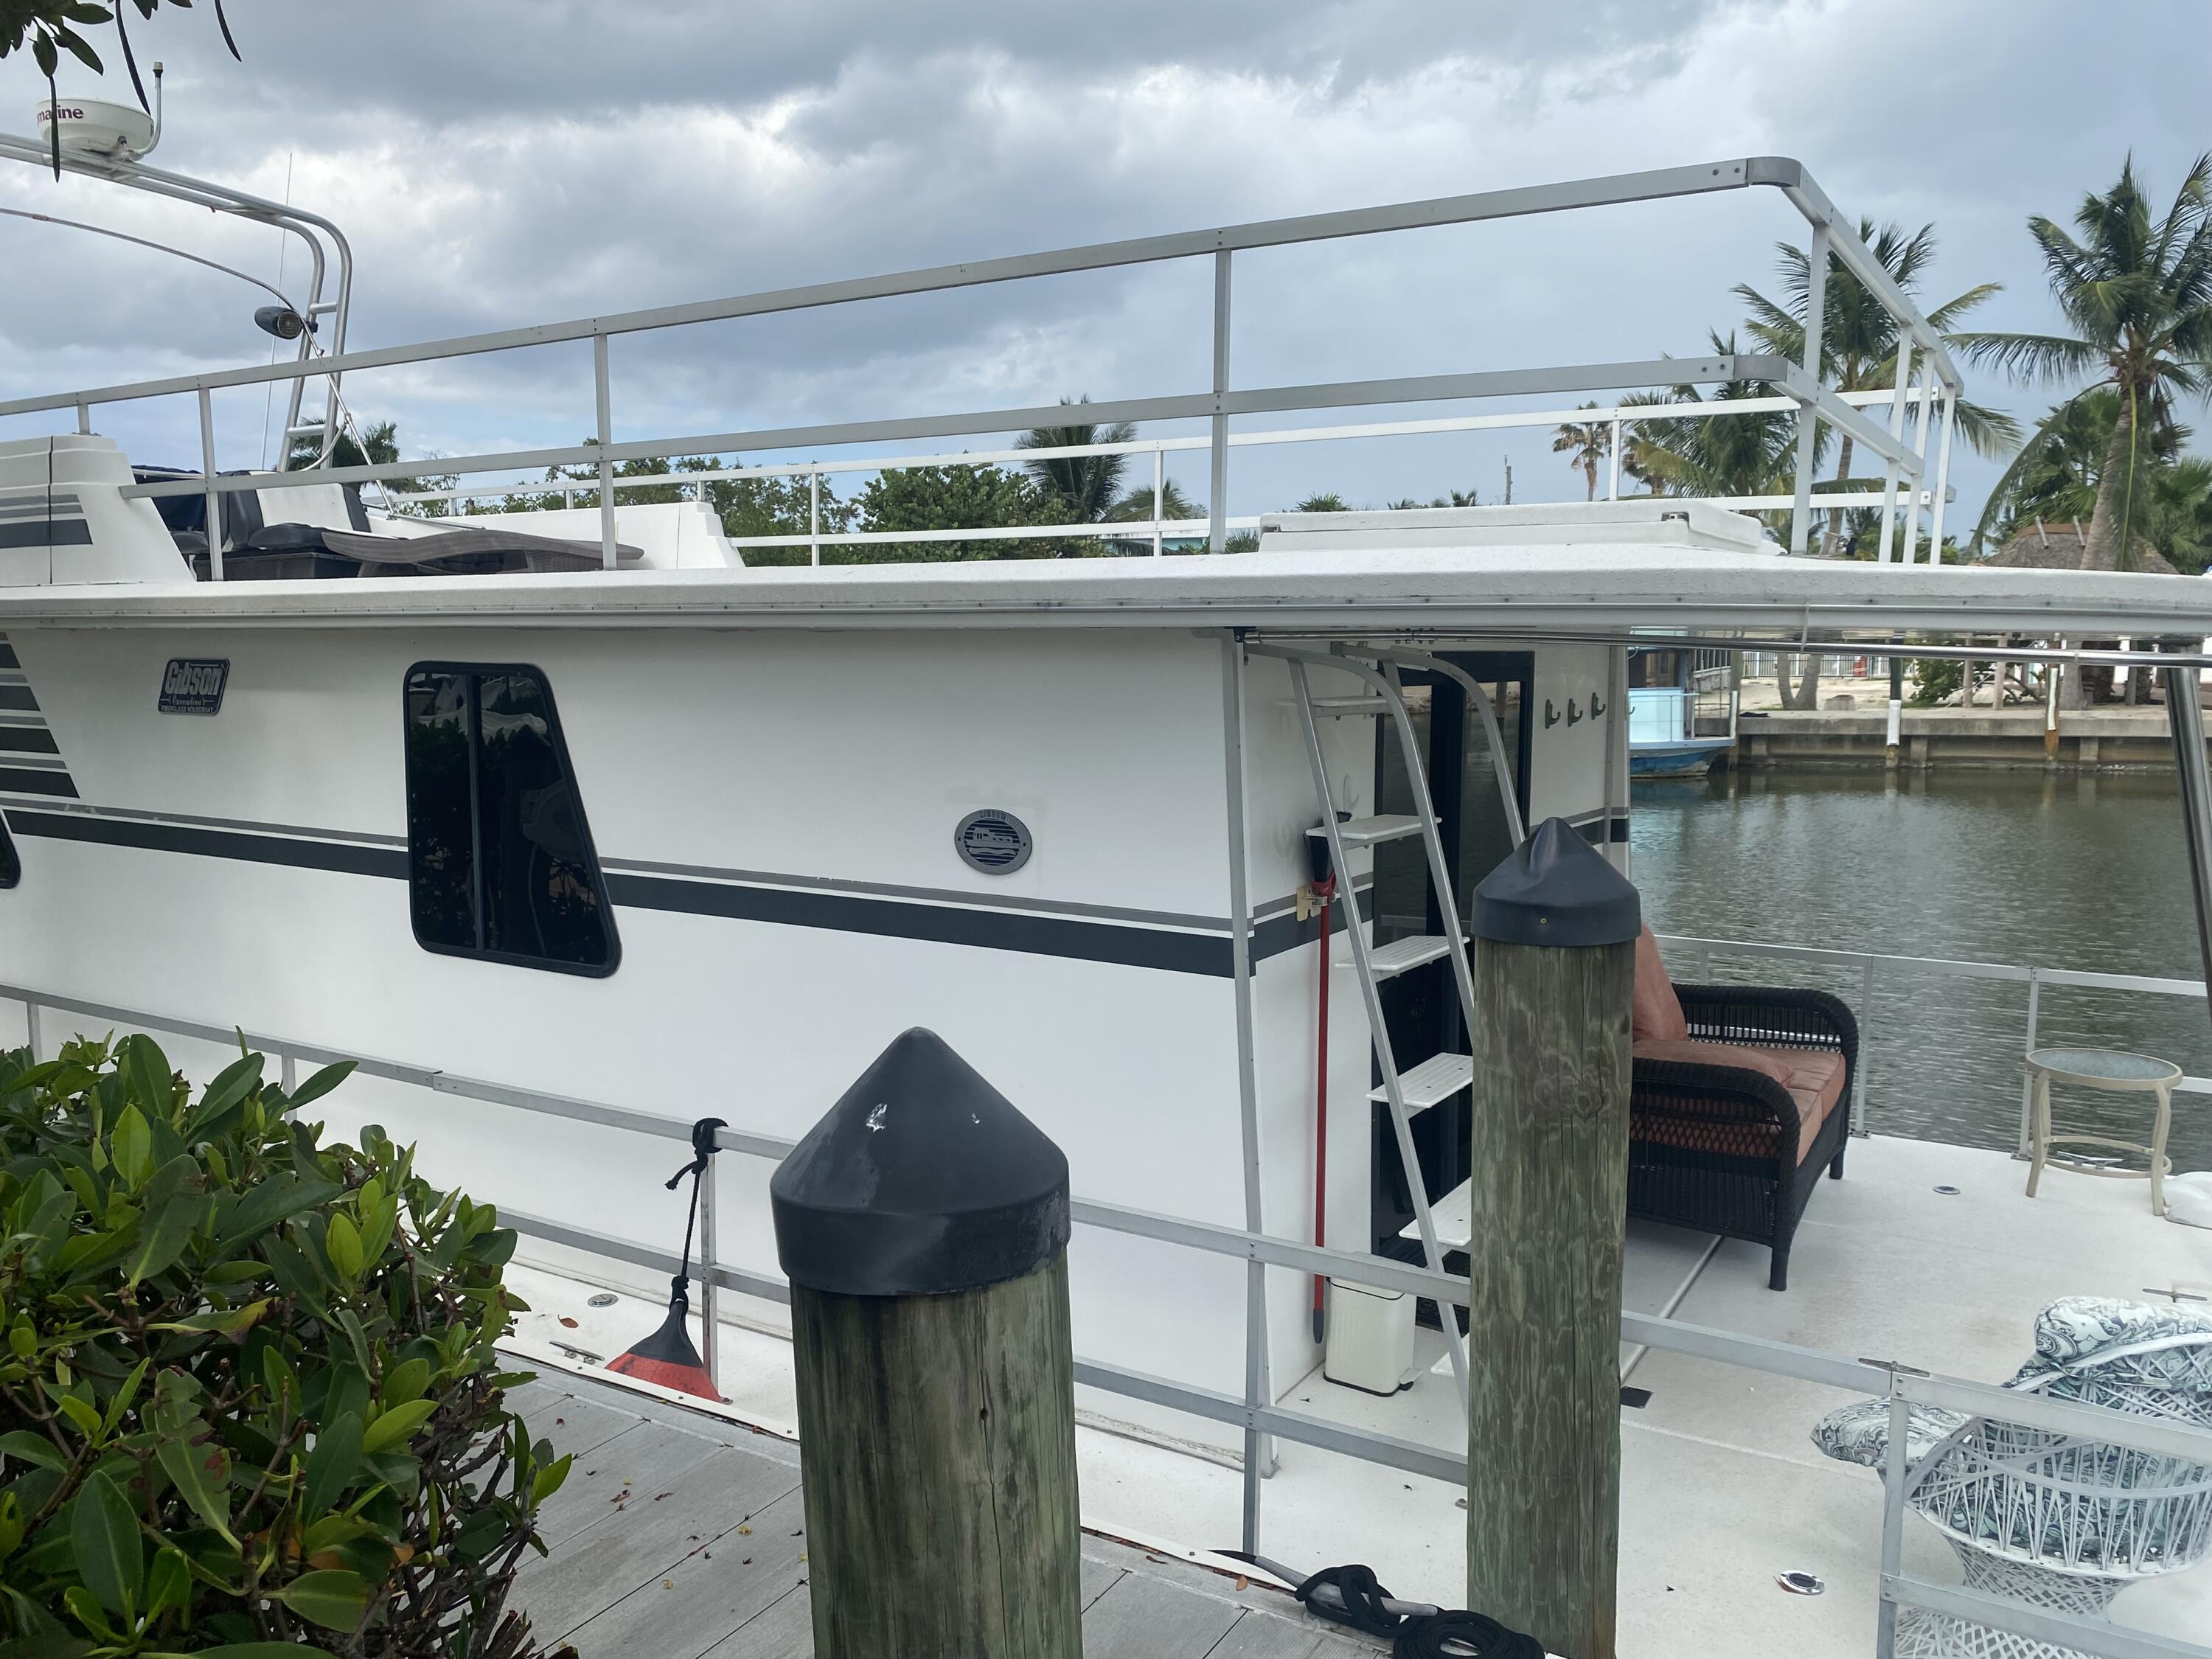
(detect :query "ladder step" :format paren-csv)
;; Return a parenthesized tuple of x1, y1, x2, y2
(1310, 695, 1389, 716)
(1398, 1176, 1472, 1253)
(1368, 935, 1452, 978)
(1371, 1052, 1473, 1112)
(1310, 814, 1423, 848)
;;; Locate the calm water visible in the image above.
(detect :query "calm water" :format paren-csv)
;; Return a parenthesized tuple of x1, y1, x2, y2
(1630, 770, 2212, 1175)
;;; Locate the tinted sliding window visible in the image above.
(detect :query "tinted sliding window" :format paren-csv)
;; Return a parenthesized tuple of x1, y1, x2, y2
(0, 817, 18, 888)
(403, 664, 617, 975)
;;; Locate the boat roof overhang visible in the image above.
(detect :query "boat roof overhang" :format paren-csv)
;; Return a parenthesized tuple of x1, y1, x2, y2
(6, 545, 2212, 661)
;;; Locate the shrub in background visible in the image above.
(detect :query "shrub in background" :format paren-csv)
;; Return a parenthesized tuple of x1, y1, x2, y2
(0, 1033, 569, 1656)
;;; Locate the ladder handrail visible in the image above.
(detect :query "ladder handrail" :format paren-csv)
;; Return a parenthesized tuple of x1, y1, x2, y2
(1274, 647, 1471, 1406)
(1368, 647, 1528, 850)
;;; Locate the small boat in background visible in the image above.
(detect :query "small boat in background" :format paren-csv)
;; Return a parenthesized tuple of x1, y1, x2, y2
(1630, 646, 1736, 776)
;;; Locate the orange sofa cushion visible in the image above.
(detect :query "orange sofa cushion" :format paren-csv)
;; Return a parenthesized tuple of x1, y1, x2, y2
(1632, 1038, 1846, 1166)
(1632, 925, 1687, 1043)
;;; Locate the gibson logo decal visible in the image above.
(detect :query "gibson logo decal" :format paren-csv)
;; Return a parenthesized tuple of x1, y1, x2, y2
(159, 658, 229, 715)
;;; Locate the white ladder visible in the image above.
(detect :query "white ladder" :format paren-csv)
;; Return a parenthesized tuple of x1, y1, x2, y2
(1259, 643, 1526, 1408)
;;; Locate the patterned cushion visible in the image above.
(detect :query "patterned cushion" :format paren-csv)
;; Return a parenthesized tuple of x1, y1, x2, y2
(1633, 1039, 1846, 1164)
(1811, 1397, 1969, 1467)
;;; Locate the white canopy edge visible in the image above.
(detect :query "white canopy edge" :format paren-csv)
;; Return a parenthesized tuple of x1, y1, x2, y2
(1, 544, 2208, 641)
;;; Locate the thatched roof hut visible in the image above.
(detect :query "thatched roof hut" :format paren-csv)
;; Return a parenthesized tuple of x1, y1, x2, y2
(1989, 521, 2180, 575)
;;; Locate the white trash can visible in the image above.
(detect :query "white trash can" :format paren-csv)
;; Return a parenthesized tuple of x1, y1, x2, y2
(1323, 1276, 1419, 1395)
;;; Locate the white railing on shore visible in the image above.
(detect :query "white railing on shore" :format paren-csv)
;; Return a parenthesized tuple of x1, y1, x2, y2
(3, 967, 2208, 1658)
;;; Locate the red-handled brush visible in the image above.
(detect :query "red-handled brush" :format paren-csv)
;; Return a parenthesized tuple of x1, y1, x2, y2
(609, 1117, 726, 1402)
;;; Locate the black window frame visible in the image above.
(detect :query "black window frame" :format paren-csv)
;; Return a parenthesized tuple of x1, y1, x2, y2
(401, 661, 620, 978)
(0, 813, 20, 889)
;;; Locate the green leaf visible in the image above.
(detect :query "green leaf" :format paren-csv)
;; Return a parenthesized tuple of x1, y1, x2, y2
(100, 1358, 148, 1436)
(285, 1061, 355, 1111)
(271, 1568, 369, 1632)
(150, 1297, 271, 1337)
(530, 1453, 572, 1506)
(55, 1396, 100, 1442)
(144, 1543, 190, 1619)
(359, 1398, 435, 1456)
(119, 1034, 175, 1120)
(216, 1175, 341, 1249)
(124, 1155, 210, 1287)
(182, 1052, 263, 1142)
(301, 1412, 361, 1519)
(380, 1357, 430, 1406)
(60, 1585, 114, 1641)
(323, 1211, 363, 1282)
(68, 1471, 142, 1617)
(156, 1434, 236, 1545)
(109, 1107, 153, 1191)
(0, 1430, 65, 1472)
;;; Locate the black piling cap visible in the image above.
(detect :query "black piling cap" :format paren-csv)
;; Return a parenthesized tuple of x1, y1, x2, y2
(1471, 815, 1641, 947)
(771, 1028, 1071, 1298)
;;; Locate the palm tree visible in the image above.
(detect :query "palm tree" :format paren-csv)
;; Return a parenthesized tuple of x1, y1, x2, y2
(1101, 477, 1203, 553)
(1551, 404, 1610, 500)
(1956, 155, 2212, 574)
(1019, 397, 1134, 527)
(1738, 220, 2017, 556)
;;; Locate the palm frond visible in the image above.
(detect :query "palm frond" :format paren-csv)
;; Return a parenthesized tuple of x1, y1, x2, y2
(1953, 330, 2101, 381)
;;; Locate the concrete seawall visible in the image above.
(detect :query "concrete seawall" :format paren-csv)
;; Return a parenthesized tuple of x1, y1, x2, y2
(1733, 707, 2202, 773)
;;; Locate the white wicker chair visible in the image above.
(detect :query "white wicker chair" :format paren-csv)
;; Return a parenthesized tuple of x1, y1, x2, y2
(1812, 1297, 2212, 1658)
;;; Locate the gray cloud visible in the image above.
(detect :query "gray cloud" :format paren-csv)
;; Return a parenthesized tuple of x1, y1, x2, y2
(3, 0, 2205, 523)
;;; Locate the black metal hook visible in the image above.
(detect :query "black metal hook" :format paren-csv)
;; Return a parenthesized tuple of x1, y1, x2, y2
(1566, 698, 1584, 726)
(1590, 692, 1607, 717)
(1544, 699, 1561, 728)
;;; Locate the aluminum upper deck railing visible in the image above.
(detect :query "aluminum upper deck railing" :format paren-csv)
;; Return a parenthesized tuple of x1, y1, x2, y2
(3, 970, 2207, 1658)
(1, 156, 1961, 578)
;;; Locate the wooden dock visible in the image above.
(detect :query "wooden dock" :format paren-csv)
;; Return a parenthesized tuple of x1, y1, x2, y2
(506, 1369, 1385, 1658)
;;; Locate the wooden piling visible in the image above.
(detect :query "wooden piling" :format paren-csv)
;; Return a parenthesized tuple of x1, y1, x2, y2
(771, 1028, 1082, 1659)
(1463, 818, 1639, 1659)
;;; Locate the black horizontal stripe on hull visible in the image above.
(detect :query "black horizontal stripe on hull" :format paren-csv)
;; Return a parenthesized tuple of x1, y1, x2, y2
(0, 644, 20, 670)
(604, 872, 1232, 976)
(0, 769, 76, 799)
(7, 810, 406, 878)
(0, 686, 39, 712)
(0, 728, 60, 754)
(4, 808, 1376, 978)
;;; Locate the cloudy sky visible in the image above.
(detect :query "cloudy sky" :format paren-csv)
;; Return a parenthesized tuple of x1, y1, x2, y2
(1, 0, 2205, 532)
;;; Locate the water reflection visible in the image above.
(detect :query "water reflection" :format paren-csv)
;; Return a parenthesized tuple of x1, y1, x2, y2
(1631, 768, 2211, 1175)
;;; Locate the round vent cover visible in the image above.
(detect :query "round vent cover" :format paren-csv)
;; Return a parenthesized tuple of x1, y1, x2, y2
(956, 809, 1033, 875)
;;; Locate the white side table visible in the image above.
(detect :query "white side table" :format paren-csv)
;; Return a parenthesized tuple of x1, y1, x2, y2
(2024, 1047, 2180, 1217)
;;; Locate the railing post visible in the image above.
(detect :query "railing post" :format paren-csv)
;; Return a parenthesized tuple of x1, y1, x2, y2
(1152, 443, 1165, 557)
(198, 386, 223, 581)
(1854, 960, 1875, 1134)
(1208, 250, 1231, 555)
(24, 1000, 41, 1062)
(1876, 1385, 1911, 1658)
(695, 1147, 720, 1393)
(1221, 636, 1272, 1551)
(2017, 968, 2042, 1156)
(74, 397, 90, 435)
(1927, 389, 1956, 562)
(593, 333, 616, 571)
(1608, 416, 1623, 500)
(809, 470, 821, 567)
(1905, 361, 1935, 566)
(1789, 222, 1830, 554)
(279, 1048, 298, 1095)
(1876, 344, 1913, 563)
(771, 1029, 1081, 1658)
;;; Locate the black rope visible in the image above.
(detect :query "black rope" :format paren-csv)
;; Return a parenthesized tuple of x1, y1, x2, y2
(662, 1116, 726, 1301)
(1290, 1564, 1543, 1659)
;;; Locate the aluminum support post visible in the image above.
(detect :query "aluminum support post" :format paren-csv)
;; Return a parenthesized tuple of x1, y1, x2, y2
(1876, 346, 1913, 563)
(1153, 445, 1166, 555)
(1607, 417, 1622, 499)
(695, 1155, 720, 1392)
(808, 470, 821, 566)
(1927, 389, 1956, 560)
(198, 386, 223, 581)
(1789, 223, 1830, 554)
(1209, 252, 1232, 554)
(2162, 658, 2212, 1043)
(594, 334, 616, 570)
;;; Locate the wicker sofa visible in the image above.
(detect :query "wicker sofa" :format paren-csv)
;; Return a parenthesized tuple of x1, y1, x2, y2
(1627, 928, 1858, 1291)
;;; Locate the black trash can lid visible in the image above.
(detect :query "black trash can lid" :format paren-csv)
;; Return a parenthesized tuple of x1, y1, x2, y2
(1472, 815, 1641, 947)
(771, 1028, 1071, 1297)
